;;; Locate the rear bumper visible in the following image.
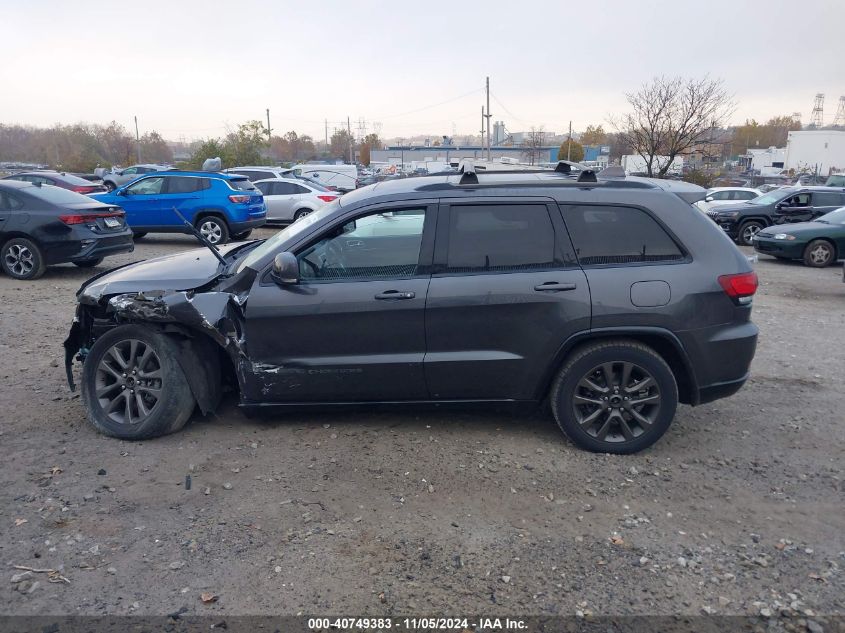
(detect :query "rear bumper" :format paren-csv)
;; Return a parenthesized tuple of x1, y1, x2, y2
(43, 232, 134, 265)
(681, 321, 758, 406)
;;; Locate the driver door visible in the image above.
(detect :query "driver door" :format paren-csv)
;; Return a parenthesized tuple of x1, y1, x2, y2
(118, 176, 165, 228)
(242, 203, 435, 403)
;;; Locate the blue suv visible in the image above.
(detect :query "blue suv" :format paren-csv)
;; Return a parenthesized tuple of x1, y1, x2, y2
(91, 171, 266, 244)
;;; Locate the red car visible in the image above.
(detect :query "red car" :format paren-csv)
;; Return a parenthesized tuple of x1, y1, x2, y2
(2, 171, 107, 195)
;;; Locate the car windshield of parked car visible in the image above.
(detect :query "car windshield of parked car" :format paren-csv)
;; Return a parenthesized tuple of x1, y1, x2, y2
(234, 199, 341, 273)
(23, 184, 94, 205)
(817, 207, 845, 224)
(299, 177, 330, 192)
(228, 178, 256, 191)
(749, 191, 792, 205)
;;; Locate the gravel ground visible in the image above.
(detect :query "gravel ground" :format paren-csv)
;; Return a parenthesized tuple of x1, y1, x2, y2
(0, 229, 843, 621)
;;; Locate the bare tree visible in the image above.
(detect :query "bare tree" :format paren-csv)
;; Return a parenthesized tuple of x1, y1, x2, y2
(612, 76, 735, 177)
(520, 127, 546, 165)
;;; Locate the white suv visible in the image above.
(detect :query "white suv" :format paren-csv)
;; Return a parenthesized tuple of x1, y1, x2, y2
(253, 178, 338, 223)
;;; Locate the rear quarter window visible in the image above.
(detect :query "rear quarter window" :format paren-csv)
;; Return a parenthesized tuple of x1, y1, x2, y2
(563, 205, 684, 266)
(226, 178, 256, 191)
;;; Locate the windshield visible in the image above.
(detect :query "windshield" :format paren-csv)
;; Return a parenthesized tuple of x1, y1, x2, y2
(818, 207, 845, 224)
(299, 177, 330, 191)
(234, 199, 341, 272)
(23, 184, 96, 204)
(750, 190, 793, 205)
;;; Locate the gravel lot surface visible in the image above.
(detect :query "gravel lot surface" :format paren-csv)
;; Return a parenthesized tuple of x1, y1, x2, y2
(0, 229, 843, 620)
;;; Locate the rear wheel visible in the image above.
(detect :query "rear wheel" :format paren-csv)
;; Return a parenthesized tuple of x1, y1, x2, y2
(550, 340, 678, 454)
(81, 325, 195, 440)
(132, 232, 148, 240)
(74, 258, 103, 268)
(737, 221, 764, 246)
(104, 181, 116, 192)
(293, 208, 313, 221)
(803, 239, 835, 267)
(232, 229, 253, 240)
(1, 237, 46, 280)
(196, 215, 229, 245)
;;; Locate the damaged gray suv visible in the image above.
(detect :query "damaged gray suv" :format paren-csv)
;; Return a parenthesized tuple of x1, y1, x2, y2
(65, 165, 759, 454)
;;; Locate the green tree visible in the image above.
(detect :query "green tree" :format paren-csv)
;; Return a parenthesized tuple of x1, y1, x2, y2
(186, 138, 231, 170)
(580, 124, 607, 147)
(139, 131, 173, 164)
(225, 120, 269, 166)
(557, 139, 585, 162)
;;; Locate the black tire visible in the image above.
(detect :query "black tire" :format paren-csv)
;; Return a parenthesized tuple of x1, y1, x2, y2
(550, 340, 678, 454)
(74, 258, 103, 268)
(1, 237, 46, 280)
(195, 214, 230, 245)
(293, 208, 313, 221)
(132, 232, 148, 240)
(803, 239, 836, 267)
(232, 229, 253, 240)
(81, 325, 196, 440)
(737, 221, 764, 246)
(104, 181, 116, 192)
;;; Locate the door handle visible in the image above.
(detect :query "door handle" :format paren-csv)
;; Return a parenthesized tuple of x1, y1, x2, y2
(534, 282, 577, 292)
(375, 290, 416, 300)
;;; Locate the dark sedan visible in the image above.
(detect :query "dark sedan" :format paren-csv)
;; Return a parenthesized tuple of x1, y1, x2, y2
(2, 171, 108, 195)
(753, 207, 845, 267)
(0, 181, 134, 279)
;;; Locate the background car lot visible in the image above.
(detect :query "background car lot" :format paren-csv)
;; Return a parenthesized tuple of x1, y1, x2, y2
(0, 231, 842, 616)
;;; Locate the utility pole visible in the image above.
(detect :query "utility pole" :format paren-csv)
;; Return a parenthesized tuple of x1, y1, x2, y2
(347, 116, 353, 164)
(480, 106, 485, 158)
(265, 108, 272, 143)
(134, 116, 141, 163)
(567, 120, 572, 161)
(324, 119, 328, 151)
(485, 76, 492, 161)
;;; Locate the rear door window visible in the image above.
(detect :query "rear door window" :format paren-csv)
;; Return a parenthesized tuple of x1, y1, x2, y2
(165, 176, 203, 194)
(562, 205, 684, 266)
(812, 192, 843, 207)
(445, 204, 559, 273)
(0, 191, 24, 210)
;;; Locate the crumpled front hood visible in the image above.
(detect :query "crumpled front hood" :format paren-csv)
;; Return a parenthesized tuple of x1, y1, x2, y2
(78, 244, 242, 303)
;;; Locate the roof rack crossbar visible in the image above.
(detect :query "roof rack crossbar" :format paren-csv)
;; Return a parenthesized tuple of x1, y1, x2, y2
(458, 159, 479, 185)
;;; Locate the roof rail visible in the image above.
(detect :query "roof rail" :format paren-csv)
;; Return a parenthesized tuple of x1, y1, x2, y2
(576, 170, 597, 183)
(554, 160, 590, 174)
(458, 159, 478, 185)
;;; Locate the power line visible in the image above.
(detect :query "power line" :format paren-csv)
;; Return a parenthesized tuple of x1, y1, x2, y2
(377, 88, 483, 120)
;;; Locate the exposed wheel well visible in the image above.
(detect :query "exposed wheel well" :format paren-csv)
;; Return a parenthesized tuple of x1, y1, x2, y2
(544, 332, 696, 405)
(193, 209, 228, 226)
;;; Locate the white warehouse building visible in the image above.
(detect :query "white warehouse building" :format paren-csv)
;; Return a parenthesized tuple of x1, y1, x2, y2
(784, 130, 845, 175)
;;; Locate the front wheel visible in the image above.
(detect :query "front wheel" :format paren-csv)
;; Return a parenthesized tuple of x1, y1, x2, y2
(104, 181, 116, 192)
(232, 229, 253, 240)
(132, 232, 148, 240)
(81, 325, 196, 440)
(737, 221, 764, 246)
(1, 237, 46, 280)
(195, 215, 230, 245)
(803, 239, 836, 267)
(550, 340, 678, 454)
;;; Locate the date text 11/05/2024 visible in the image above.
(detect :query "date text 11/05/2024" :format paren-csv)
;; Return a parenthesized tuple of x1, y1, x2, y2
(307, 617, 527, 630)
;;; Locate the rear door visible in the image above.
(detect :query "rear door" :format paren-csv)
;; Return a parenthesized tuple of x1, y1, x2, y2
(809, 191, 845, 220)
(424, 198, 591, 400)
(158, 176, 207, 225)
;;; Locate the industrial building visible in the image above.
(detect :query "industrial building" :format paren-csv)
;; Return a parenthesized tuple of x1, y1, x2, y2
(739, 147, 786, 176)
(784, 129, 845, 175)
(370, 144, 560, 169)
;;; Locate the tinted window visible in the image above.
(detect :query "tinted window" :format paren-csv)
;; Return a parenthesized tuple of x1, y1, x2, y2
(297, 208, 426, 280)
(446, 204, 557, 272)
(227, 178, 256, 191)
(813, 192, 843, 206)
(292, 184, 310, 195)
(166, 176, 203, 194)
(564, 205, 684, 265)
(0, 191, 24, 210)
(122, 167, 137, 175)
(21, 184, 93, 205)
(710, 191, 730, 200)
(126, 177, 165, 195)
(273, 182, 298, 195)
(735, 191, 757, 200)
(237, 170, 273, 181)
(255, 182, 272, 195)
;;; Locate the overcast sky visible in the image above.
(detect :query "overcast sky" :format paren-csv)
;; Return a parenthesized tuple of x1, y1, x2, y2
(2, 0, 843, 141)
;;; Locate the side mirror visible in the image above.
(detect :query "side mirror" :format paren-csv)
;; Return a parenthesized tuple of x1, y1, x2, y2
(117, 189, 128, 196)
(704, 196, 714, 202)
(775, 202, 784, 210)
(271, 252, 299, 285)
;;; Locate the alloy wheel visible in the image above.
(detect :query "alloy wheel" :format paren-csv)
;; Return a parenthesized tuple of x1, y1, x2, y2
(95, 339, 162, 425)
(741, 224, 762, 244)
(4, 244, 35, 277)
(572, 361, 662, 443)
(809, 244, 832, 265)
(199, 220, 223, 244)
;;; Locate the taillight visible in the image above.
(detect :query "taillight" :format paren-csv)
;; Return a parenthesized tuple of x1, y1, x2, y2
(59, 211, 124, 225)
(229, 194, 250, 203)
(317, 195, 337, 202)
(718, 272, 758, 305)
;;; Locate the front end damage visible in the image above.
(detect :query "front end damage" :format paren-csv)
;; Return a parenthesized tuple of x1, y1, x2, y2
(64, 285, 250, 416)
